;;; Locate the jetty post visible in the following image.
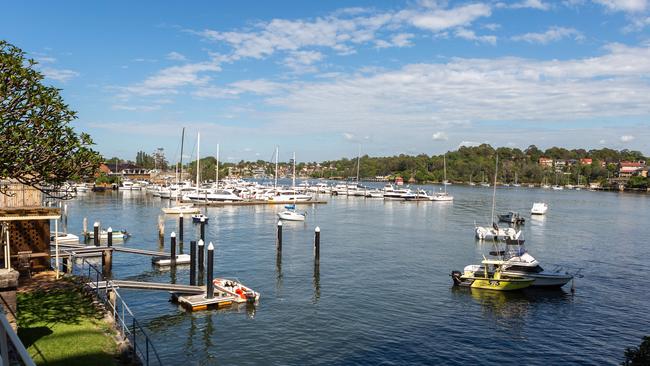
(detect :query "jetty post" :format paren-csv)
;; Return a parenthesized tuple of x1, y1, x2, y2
(200, 217, 206, 242)
(314, 226, 321, 262)
(206, 242, 214, 299)
(277, 220, 283, 249)
(198, 240, 205, 285)
(82, 217, 88, 240)
(158, 215, 165, 248)
(107, 227, 113, 247)
(102, 227, 113, 276)
(178, 213, 184, 252)
(93, 222, 100, 246)
(190, 240, 197, 286)
(170, 232, 177, 266)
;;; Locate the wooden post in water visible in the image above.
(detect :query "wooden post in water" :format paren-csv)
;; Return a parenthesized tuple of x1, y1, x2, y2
(314, 226, 320, 262)
(102, 248, 112, 276)
(178, 213, 184, 250)
(83, 217, 88, 241)
(200, 217, 206, 242)
(107, 227, 113, 247)
(158, 215, 165, 248)
(170, 232, 177, 266)
(93, 222, 100, 247)
(277, 220, 283, 249)
(206, 242, 214, 299)
(62, 256, 69, 273)
(197, 240, 205, 286)
(189, 240, 197, 286)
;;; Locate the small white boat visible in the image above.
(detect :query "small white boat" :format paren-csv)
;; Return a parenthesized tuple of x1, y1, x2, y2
(87, 229, 130, 240)
(531, 202, 548, 215)
(50, 232, 80, 245)
(431, 191, 453, 201)
(162, 205, 200, 214)
(551, 185, 564, 190)
(151, 254, 191, 266)
(277, 208, 306, 221)
(192, 213, 209, 223)
(213, 278, 260, 303)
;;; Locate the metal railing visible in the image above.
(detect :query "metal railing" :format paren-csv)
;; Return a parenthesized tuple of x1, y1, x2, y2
(67, 254, 163, 365)
(0, 296, 36, 366)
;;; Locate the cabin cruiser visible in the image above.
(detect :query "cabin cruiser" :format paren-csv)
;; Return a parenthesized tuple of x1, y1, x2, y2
(472, 241, 573, 287)
(498, 211, 525, 224)
(183, 189, 243, 202)
(365, 189, 384, 198)
(383, 184, 414, 200)
(531, 202, 548, 215)
(451, 259, 534, 291)
(269, 189, 313, 202)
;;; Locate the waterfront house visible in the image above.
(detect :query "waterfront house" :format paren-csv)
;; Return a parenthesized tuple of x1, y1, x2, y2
(618, 161, 646, 178)
(538, 157, 553, 168)
(580, 158, 593, 165)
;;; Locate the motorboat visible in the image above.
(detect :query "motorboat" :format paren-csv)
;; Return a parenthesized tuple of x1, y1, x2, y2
(151, 254, 191, 266)
(551, 185, 564, 190)
(450, 259, 534, 291)
(498, 211, 525, 225)
(50, 232, 80, 245)
(431, 191, 454, 201)
(87, 229, 130, 240)
(183, 189, 243, 202)
(162, 205, 200, 214)
(365, 189, 384, 198)
(474, 225, 521, 240)
(269, 189, 313, 202)
(383, 184, 414, 200)
(192, 213, 209, 223)
(277, 206, 306, 221)
(531, 202, 548, 215)
(213, 278, 260, 304)
(495, 241, 574, 287)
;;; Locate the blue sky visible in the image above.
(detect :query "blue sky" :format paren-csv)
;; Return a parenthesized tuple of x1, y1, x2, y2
(2, 0, 650, 163)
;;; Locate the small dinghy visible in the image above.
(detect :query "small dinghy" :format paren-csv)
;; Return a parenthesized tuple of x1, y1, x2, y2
(151, 254, 191, 266)
(87, 230, 130, 240)
(213, 278, 260, 303)
(192, 213, 209, 223)
(162, 205, 200, 214)
(498, 211, 525, 225)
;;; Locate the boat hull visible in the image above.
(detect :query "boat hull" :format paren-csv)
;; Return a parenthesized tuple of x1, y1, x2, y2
(503, 271, 573, 287)
(465, 277, 534, 291)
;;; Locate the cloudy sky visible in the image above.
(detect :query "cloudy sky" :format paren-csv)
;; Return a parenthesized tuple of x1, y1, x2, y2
(2, 0, 650, 162)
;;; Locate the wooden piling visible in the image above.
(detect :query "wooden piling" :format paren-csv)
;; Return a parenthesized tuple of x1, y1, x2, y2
(83, 217, 88, 240)
(200, 217, 206, 242)
(93, 222, 100, 247)
(102, 249, 112, 276)
(158, 215, 165, 248)
(314, 226, 320, 262)
(277, 220, 283, 249)
(178, 213, 184, 248)
(170, 232, 177, 266)
(107, 227, 113, 247)
(190, 240, 196, 286)
(206, 242, 214, 299)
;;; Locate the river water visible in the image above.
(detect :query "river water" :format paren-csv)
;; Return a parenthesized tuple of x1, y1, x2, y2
(61, 184, 649, 365)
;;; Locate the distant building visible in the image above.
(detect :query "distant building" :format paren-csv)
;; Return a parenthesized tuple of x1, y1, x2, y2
(538, 157, 553, 168)
(554, 160, 566, 168)
(580, 158, 593, 165)
(395, 176, 404, 186)
(618, 161, 646, 178)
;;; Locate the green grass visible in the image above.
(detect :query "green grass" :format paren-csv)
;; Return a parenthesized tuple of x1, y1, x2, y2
(17, 279, 119, 366)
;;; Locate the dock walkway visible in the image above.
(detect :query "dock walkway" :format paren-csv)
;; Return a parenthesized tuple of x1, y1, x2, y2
(88, 280, 205, 294)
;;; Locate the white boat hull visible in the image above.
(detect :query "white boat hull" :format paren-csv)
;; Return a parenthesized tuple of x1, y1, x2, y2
(277, 210, 306, 221)
(152, 254, 191, 266)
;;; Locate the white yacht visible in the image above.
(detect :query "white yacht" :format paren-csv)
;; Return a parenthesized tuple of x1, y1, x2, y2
(183, 189, 243, 202)
(383, 184, 413, 200)
(531, 202, 548, 215)
(269, 189, 313, 202)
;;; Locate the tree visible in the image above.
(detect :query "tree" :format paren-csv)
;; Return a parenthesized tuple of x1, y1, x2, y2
(622, 336, 650, 366)
(1, 40, 101, 196)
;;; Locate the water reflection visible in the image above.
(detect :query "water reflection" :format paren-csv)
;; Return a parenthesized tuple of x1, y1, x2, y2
(313, 261, 320, 304)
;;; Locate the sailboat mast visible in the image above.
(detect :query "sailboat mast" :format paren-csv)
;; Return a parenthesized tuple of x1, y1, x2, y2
(178, 127, 185, 203)
(215, 143, 220, 188)
(443, 153, 447, 194)
(274, 146, 279, 189)
(196, 132, 200, 191)
(356, 144, 361, 182)
(292, 152, 296, 188)
(491, 154, 498, 224)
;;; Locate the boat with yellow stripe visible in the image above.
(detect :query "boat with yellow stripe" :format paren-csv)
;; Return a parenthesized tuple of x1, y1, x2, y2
(451, 259, 534, 291)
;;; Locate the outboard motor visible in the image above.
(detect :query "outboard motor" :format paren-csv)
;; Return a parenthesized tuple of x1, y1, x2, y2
(450, 270, 463, 286)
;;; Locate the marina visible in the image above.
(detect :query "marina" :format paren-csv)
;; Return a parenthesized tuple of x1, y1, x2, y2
(53, 182, 649, 365)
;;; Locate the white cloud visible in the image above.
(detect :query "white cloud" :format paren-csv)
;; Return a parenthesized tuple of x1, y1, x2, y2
(459, 140, 482, 148)
(283, 50, 323, 73)
(599, 139, 607, 144)
(119, 60, 222, 97)
(112, 104, 161, 112)
(343, 132, 355, 141)
(594, 0, 647, 13)
(432, 132, 448, 141)
(166, 51, 187, 61)
(483, 23, 501, 31)
(376, 33, 415, 49)
(405, 3, 492, 32)
(512, 26, 584, 44)
(455, 28, 497, 44)
(620, 134, 635, 142)
(40, 67, 79, 82)
(511, 0, 551, 10)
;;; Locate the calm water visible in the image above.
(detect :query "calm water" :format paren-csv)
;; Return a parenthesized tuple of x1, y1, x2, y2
(62, 184, 650, 365)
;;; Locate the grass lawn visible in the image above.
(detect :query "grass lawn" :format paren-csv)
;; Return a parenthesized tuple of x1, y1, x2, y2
(17, 275, 120, 366)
